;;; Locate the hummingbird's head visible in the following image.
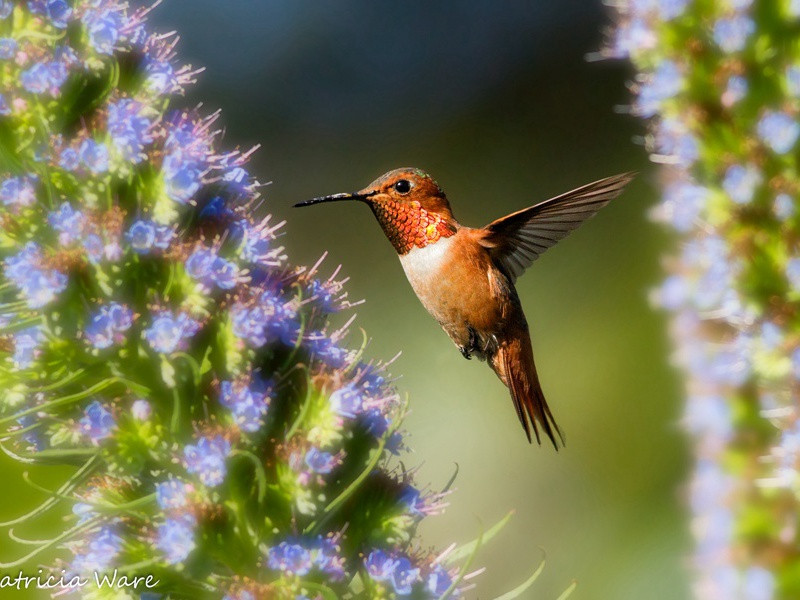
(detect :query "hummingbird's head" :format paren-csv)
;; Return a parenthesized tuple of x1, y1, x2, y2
(295, 167, 458, 254)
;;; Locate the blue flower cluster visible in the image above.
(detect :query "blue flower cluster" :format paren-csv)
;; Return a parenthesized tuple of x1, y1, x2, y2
(0, 2, 482, 598)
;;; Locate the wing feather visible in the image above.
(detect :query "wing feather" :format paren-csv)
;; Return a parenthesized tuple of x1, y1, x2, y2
(481, 173, 635, 281)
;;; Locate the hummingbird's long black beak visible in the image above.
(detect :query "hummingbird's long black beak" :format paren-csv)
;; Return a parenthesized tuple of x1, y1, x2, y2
(293, 190, 376, 208)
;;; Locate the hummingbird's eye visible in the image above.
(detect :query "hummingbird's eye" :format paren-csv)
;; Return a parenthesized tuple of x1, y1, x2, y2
(394, 179, 412, 195)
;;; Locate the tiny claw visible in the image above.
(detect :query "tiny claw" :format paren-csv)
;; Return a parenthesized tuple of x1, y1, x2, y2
(459, 346, 472, 360)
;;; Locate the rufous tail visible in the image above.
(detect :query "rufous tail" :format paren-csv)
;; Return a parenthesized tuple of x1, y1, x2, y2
(490, 325, 564, 449)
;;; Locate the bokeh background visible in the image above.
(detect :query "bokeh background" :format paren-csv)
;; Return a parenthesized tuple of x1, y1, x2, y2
(0, 1, 690, 598)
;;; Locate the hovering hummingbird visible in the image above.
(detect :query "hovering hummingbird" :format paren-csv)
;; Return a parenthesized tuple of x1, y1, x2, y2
(295, 169, 634, 448)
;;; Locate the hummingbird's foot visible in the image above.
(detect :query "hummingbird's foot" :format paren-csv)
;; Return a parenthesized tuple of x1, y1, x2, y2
(459, 326, 481, 360)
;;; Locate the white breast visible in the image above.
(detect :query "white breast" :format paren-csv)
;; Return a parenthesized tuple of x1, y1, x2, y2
(398, 236, 455, 292)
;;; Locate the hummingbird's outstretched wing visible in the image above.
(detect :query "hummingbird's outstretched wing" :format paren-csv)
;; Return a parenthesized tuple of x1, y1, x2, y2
(480, 172, 635, 281)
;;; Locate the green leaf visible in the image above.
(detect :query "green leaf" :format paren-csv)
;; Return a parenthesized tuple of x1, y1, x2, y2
(439, 520, 484, 600)
(443, 510, 515, 565)
(491, 558, 546, 600)
(161, 355, 176, 387)
(555, 581, 578, 600)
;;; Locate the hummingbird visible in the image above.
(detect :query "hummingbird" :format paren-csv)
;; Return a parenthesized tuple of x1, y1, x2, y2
(295, 169, 634, 448)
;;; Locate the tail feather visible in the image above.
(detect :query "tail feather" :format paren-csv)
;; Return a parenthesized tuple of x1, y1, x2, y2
(490, 328, 564, 449)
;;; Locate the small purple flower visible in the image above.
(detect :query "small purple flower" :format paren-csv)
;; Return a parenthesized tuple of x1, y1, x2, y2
(12, 326, 44, 369)
(657, 0, 689, 20)
(653, 181, 707, 232)
(365, 550, 397, 582)
(20, 60, 68, 96)
(723, 164, 761, 205)
(786, 66, 800, 97)
(329, 383, 363, 418)
(157, 515, 196, 564)
(654, 117, 699, 166)
(219, 380, 271, 432)
(71, 526, 121, 573)
(307, 335, 349, 368)
(145, 58, 178, 95)
(144, 312, 199, 354)
(211, 257, 238, 289)
(399, 486, 426, 517)
(72, 502, 94, 523)
(757, 111, 800, 154)
(309, 538, 346, 580)
(160, 114, 213, 203)
(28, 0, 72, 28)
(127, 219, 156, 253)
(107, 99, 153, 163)
(79, 400, 116, 442)
(721, 75, 747, 107)
(59, 147, 79, 170)
(185, 247, 215, 278)
(1, 175, 37, 207)
(79, 139, 110, 173)
(3, 243, 68, 308)
(48, 202, 85, 245)
(636, 60, 683, 117)
(304, 448, 339, 474)
(83, 233, 102, 262)
(232, 293, 297, 347)
(162, 153, 202, 203)
(153, 224, 175, 249)
(0, 38, 16, 60)
(267, 542, 312, 576)
(712, 15, 755, 54)
(131, 399, 152, 421)
(84, 8, 125, 55)
(240, 224, 275, 264)
(774, 194, 795, 219)
(786, 257, 800, 290)
(0, 93, 10, 116)
(0, 1, 11, 19)
(85, 302, 133, 349)
(183, 435, 231, 487)
(156, 477, 193, 511)
(391, 556, 420, 595)
(427, 565, 456, 596)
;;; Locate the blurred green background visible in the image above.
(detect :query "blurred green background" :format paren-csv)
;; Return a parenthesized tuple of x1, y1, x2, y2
(0, 1, 690, 598)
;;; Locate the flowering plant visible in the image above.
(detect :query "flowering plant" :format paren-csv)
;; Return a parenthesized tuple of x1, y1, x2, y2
(0, 2, 572, 598)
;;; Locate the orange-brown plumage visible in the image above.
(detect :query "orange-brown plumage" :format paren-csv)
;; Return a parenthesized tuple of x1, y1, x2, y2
(296, 168, 634, 448)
